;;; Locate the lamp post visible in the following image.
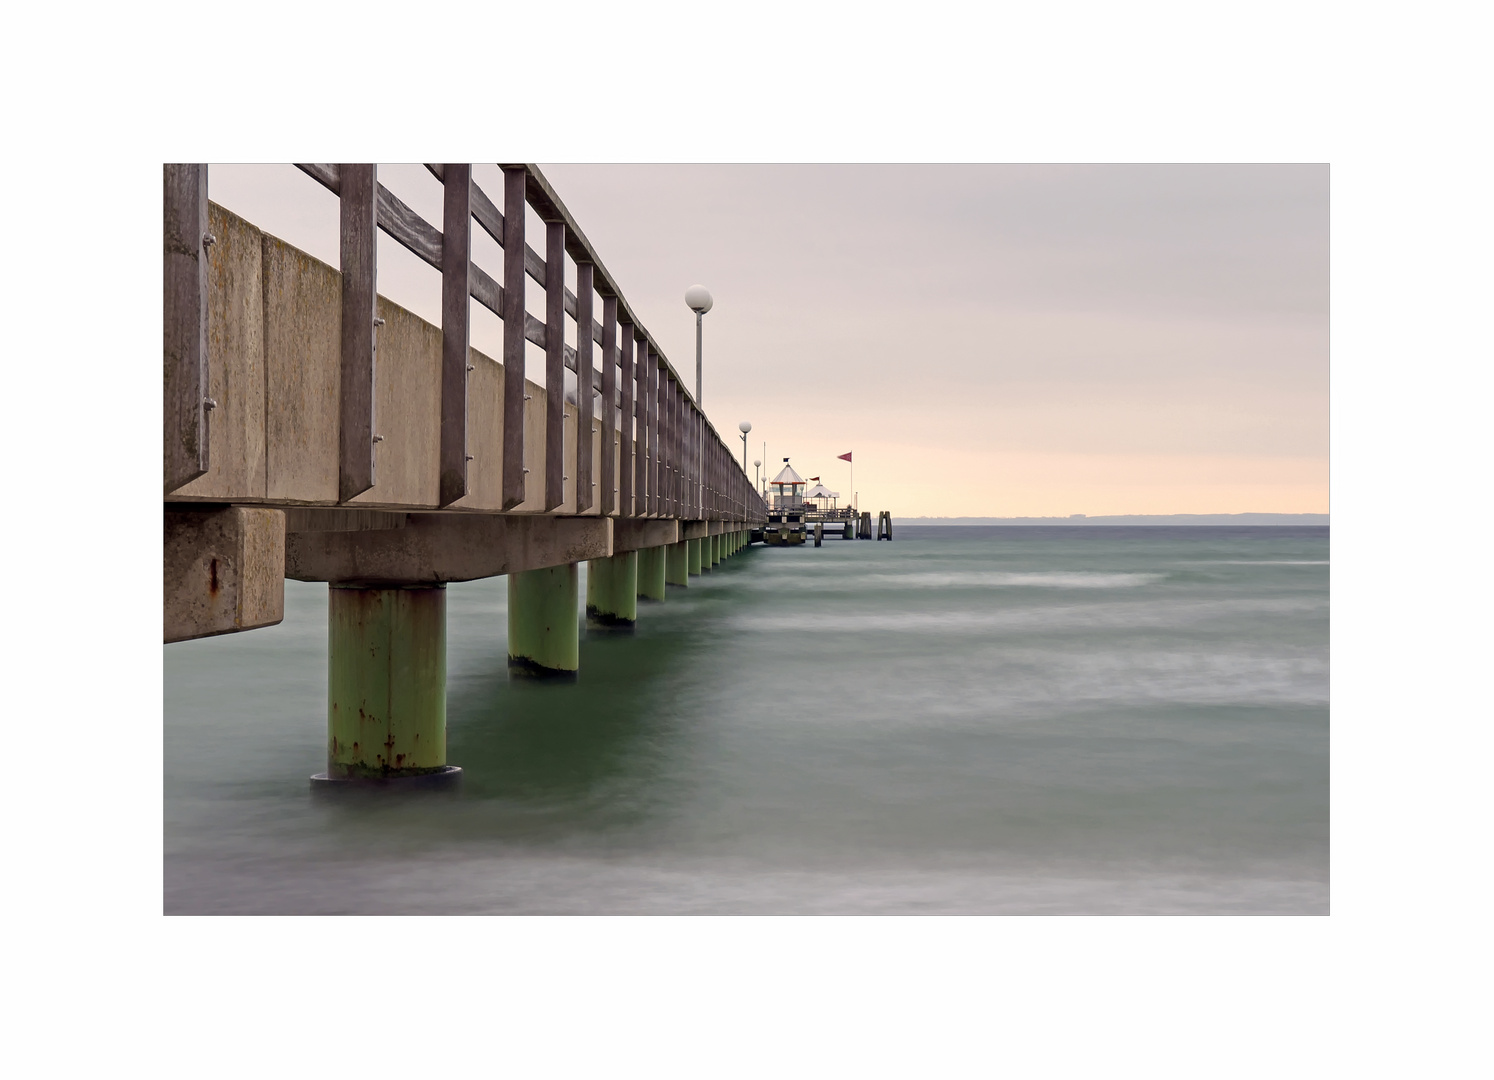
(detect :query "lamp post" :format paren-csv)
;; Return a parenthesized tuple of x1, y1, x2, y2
(738, 421, 752, 472)
(754, 459, 761, 494)
(685, 285, 712, 406)
(685, 286, 712, 517)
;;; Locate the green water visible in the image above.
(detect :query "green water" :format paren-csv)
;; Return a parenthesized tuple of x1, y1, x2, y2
(164, 526, 1328, 913)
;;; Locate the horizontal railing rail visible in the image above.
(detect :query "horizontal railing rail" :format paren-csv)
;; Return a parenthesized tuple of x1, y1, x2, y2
(165, 163, 765, 524)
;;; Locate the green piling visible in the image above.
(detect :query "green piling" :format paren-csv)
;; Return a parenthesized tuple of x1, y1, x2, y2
(637, 545, 667, 601)
(327, 584, 447, 779)
(586, 550, 638, 630)
(710, 533, 721, 566)
(508, 563, 579, 679)
(667, 541, 690, 587)
(687, 537, 702, 576)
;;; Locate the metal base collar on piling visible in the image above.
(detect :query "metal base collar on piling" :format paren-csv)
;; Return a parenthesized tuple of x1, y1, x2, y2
(311, 765, 463, 791)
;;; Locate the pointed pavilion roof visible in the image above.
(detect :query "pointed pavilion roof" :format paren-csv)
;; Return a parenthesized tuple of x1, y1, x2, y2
(804, 483, 838, 500)
(771, 463, 804, 485)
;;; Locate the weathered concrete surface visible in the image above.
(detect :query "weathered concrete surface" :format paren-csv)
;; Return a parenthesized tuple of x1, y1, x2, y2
(166, 207, 765, 540)
(449, 347, 504, 511)
(612, 518, 680, 552)
(263, 225, 340, 502)
(350, 296, 441, 509)
(283, 508, 407, 532)
(172, 204, 266, 500)
(164, 506, 285, 642)
(285, 513, 612, 584)
(682, 520, 709, 541)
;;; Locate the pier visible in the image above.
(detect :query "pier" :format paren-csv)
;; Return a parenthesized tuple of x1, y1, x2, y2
(164, 163, 765, 784)
(758, 461, 891, 545)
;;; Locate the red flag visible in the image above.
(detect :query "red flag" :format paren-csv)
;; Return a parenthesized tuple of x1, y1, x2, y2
(838, 452, 852, 462)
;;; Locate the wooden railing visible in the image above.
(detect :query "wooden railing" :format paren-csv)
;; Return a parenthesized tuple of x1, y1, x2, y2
(162, 162, 766, 525)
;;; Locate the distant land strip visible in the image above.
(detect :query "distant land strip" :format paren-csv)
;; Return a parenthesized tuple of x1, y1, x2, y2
(903, 514, 1329, 526)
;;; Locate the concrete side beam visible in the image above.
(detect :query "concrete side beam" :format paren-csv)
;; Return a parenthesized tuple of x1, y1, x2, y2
(286, 514, 612, 584)
(165, 506, 285, 643)
(682, 520, 709, 541)
(283, 508, 408, 532)
(612, 517, 681, 553)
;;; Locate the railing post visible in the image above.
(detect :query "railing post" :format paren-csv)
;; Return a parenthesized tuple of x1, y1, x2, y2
(501, 166, 528, 510)
(668, 377, 679, 517)
(163, 163, 210, 494)
(339, 163, 378, 503)
(439, 163, 471, 508)
(575, 261, 595, 513)
(620, 320, 635, 516)
(544, 220, 566, 511)
(647, 348, 660, 517)
(600, 296, 617, 515)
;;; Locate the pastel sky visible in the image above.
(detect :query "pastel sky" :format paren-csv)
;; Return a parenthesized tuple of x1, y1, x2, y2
(209, 164, 1327, 517)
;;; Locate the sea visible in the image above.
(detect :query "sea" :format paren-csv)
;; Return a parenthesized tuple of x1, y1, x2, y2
(164, 525, 1329, 914)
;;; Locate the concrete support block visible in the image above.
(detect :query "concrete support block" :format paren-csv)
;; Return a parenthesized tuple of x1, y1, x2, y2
(586, 550, 638, 629)
(666, 541, 690, 587)
(638, 545, 667, 601)
(508, 563, 579, 679)
(613, 517, 681, 553)
(326, 584, 446, 778)
(164, 506, 285, 643)
(682, 520, 709, 541)
(687, 537, 702, 576)
(287, 513, 611, 584)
